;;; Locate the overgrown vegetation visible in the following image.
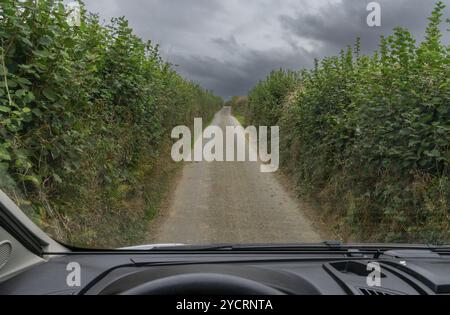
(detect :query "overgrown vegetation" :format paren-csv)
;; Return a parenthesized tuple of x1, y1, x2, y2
(242, 2, 449, 243)
(226, 96, 248, 125)
(0, 0, 222, 247)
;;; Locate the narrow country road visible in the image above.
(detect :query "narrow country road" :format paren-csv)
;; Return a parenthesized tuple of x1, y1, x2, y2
(150, 107, 321, 244)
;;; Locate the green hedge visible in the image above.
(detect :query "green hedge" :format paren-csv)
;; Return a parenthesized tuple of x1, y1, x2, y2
(245, 2, 449, 243)
(0, 0, 222, 247)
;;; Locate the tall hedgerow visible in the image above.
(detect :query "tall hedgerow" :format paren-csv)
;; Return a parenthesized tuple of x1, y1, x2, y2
(0, 0, 222, 247)
(246, 2, 449, 243)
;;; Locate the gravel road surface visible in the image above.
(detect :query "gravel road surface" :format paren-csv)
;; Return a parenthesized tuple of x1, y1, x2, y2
(151, 107, 321, 244)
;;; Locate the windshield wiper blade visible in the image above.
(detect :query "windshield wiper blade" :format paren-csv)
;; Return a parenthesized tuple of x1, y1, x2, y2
(155, 241, 345, 251)
(154, 241, 450, 252)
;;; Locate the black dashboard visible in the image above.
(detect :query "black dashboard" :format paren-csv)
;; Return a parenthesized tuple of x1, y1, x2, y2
(1, 248, 450, 295)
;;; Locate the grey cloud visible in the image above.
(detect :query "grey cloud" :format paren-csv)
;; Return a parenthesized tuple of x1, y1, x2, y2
(172, 44, 314, 98)
(280, 0, 449, 57)
(211, 36, 240, 55)
(83, 0, 224, 48)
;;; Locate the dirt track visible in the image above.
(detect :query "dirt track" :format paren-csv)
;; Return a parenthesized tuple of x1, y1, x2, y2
(150, 107, 321, 244)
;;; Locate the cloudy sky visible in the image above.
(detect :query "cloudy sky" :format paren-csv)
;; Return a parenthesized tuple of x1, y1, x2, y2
(80, 0, 449, 99)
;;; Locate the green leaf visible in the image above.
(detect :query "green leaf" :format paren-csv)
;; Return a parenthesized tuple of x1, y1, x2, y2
(42, 88, 57, 101)
(53, 173, 63, 184)
(0, 106, 11, 113)
(24, 91, 35, 103)
(399, 129, 410, 136)
(21, 37, 33, 47)
(16, 77, 32, 86)
(425, 149, 441, 158)
(32, 50, 50, 59)
(23, 175, 41, 186)
(32, 108, 42, 117)
(6, 80, 17, 88)
(0, 147, 11, 161)
(15, 89, 27, 97)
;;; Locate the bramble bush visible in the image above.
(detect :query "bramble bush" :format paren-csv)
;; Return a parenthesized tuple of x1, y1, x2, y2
(0, 0, 222, 247)
(245, 2, 449, 243)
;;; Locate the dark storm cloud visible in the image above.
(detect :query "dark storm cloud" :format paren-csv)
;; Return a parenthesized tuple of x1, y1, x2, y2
(81, 0, 449, 98)
(280, 0, 450, 57)
(82, 0, 224, 47)
(172, 45, 314, 97)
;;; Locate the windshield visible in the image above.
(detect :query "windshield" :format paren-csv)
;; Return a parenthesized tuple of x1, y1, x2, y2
(0, 0, 448, 249)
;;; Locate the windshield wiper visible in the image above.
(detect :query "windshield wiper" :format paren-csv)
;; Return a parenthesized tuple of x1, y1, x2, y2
(151, 241, 450, 252)
(149, 241, 357, 252)
(149, 241, 340, 251)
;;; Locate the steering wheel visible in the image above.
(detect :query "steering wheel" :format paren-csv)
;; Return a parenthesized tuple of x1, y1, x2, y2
(119, 273, 285, 295)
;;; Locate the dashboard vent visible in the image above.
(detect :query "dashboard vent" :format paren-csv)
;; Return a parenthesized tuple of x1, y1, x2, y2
(0, 241, 13, 270)
(358, 288, 397, 296)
